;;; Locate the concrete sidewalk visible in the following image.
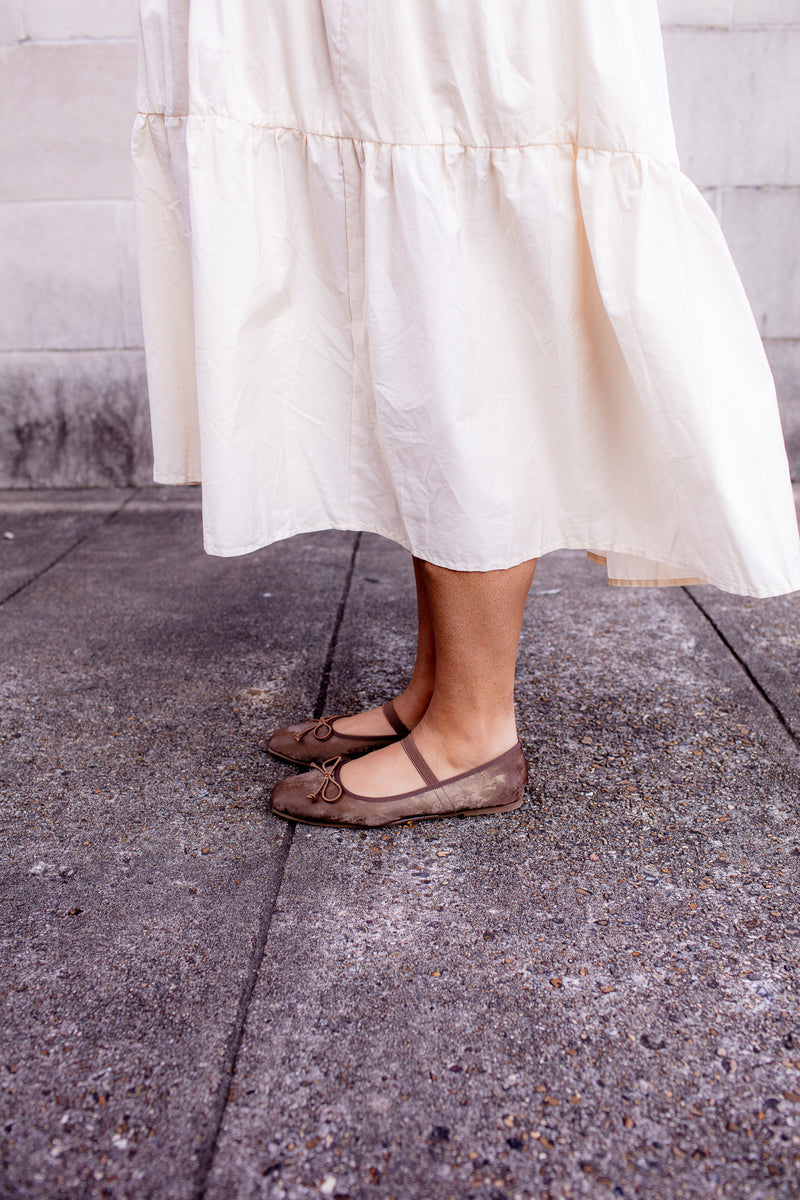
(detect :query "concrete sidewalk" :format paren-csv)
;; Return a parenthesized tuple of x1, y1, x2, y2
(1, 488, 799, 1200)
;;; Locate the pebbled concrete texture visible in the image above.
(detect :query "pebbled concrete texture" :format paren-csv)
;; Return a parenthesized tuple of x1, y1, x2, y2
(0, 489, 357, 1199)
(685, 583, 800, 743)
(204, 542, 800, 1200)
(2, 493, 800, 1200)
(0, 489, 135, 603)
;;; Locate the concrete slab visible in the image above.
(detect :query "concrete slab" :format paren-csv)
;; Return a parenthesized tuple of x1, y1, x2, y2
(718, 187, 800, 340)
(22, 0, 139, 41)
(664, 29, 800, 187)
(766, 342, 800, 481)
(734, 1, 800, 24)
(206, 538, 800, 1200)
(0, 498, 357, 1199)
(321, 533, 421, 725)
(0, 41, 138, 203)
(0, 0, 24, 43)
(659, 0, 730, 25)
(0, 202, 132, 351)
(683, 491, 800, 741)
(0, 488, 134, 603)
(685, 590, 800, 743)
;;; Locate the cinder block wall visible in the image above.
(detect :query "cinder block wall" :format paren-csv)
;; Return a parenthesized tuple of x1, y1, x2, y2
(1, 1, 799, 486)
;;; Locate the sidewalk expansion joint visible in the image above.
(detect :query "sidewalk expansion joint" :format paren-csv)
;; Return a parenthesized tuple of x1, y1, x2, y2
(191, 825, 293, 1200)
(683, 585, 798, 748)
(191, 532, 362, 1199)
(0, 488, 142, 608)
(313, 531, 362, 719)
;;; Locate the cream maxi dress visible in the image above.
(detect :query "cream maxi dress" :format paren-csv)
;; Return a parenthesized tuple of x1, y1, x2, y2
(132, 0, 800, 597)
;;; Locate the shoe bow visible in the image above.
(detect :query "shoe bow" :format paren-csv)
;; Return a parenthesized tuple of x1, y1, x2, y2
(307, 756, 344, 803)
(296, 717, 335, 743)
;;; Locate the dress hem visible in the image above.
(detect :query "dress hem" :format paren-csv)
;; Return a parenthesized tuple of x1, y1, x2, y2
(188, 513, 799, 599)
(137, 105, 800, 602)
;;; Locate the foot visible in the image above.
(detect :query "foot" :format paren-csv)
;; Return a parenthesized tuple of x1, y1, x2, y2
(268, 698, 417, 766)
(270, 731, 528, 828)
(340, 713, 519, 798)
(332, 689, 428, 737)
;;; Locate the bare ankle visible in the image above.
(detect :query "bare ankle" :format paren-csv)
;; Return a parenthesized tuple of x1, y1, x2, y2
(333, 690, 429, 736)
(394, 682, 433, 728)
(412, 711, 518, 775)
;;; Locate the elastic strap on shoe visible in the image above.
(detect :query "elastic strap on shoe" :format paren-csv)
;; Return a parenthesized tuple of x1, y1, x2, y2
(400, 733, 438, 787)
(382, 700, 411, 737)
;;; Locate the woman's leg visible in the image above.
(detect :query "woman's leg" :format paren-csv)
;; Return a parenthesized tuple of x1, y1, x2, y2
(341, 557, 536, 796)
(333, 556, 436, 735)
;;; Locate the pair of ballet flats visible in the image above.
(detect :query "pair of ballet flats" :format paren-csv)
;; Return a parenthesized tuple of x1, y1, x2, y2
(267, 701, 528, 829)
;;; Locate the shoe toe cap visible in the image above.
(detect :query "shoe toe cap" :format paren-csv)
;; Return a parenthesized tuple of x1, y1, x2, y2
(270, 773, 315, 819)
(268, 722, 312, 760)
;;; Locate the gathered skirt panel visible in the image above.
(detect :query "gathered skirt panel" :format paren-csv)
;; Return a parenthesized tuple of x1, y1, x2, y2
(132, 0, 800, 597)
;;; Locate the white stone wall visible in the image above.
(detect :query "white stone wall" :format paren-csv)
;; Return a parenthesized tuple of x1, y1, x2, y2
(1, 1, 799, 485)
(0, 0, 144, 485)
(659, 0, 800, 475)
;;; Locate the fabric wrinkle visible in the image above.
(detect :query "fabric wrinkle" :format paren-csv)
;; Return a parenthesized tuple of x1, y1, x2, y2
(132, 0, 800, 598)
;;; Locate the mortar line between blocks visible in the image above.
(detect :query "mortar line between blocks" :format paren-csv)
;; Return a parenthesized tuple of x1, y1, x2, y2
(192, 531, 362, 1199)
(0, 488, 142, 608)
(682, 585, 798, 747)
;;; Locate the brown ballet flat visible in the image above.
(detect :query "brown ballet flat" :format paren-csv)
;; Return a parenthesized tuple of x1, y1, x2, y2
(270, 732, 528, 828)
(267, 699, 410, 766)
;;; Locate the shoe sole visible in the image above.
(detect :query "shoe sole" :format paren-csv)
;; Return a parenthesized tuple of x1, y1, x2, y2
(270, 795, 525, 829)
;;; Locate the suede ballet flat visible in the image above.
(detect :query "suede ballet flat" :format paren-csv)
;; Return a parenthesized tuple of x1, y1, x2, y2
(270, 732, 528, 829)
(267, 699, 410, 766)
